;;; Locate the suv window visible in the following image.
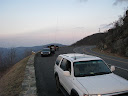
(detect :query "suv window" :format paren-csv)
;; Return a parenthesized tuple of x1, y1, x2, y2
(56, 56, 62, 65)
(60, 58, 71, 73)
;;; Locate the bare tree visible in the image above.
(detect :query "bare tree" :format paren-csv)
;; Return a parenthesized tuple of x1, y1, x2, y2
(0, 50, 3, 68)
(6, 48, 17, 66)
(0, 50, 7, 72)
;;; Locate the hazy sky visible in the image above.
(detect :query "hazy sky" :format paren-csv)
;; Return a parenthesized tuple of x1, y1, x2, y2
(0, 0, 128, 47)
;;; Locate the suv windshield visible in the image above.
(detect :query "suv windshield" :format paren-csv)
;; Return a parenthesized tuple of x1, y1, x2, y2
(74, 60, 111, 77)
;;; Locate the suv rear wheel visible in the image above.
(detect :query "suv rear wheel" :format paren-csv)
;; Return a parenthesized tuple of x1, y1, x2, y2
(55, 76, 61, 93)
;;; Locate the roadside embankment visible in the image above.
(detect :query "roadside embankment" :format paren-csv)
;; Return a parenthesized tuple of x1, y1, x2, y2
(0, 56, 30, 96)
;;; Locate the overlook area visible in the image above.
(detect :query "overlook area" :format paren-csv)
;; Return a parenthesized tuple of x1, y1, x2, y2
(0, 0, 128, 96)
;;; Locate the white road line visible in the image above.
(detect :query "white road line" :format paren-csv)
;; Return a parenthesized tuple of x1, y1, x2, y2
(108, 64, 128, 72)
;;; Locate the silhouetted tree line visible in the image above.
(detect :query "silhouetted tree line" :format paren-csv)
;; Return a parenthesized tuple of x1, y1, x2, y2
(0, 48, 16, 72)
(0, 48, 32, 75)
(97, 9, 128, 56)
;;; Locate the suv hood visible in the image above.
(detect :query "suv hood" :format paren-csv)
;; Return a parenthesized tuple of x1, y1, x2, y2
(76, 73, 128, 94)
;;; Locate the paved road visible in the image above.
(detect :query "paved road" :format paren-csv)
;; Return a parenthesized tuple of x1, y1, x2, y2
(73, 46, 128, 80)
(34, 46, 128, 96)
(34, 47, 74, 96)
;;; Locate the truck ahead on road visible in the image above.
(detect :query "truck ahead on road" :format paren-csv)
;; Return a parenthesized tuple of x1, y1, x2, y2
(49, 45, 56, 54)
(54, 53, 128, 96)
(48, 45, 59, 54)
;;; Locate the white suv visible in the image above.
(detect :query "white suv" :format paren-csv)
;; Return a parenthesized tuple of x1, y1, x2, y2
(54, 53, 128, 96)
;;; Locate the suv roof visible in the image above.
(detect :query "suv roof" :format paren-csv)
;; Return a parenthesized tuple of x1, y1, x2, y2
(59, 53, 101, 62)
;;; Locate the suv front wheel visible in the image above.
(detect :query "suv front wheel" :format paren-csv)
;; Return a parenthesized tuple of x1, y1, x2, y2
(71, 89, 79, 96)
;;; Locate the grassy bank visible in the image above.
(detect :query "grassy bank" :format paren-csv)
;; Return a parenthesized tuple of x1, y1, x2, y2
(0, 56, 30, 96)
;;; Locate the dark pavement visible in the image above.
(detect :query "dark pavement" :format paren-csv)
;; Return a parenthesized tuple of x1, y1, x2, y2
(34, 47, 74, 96)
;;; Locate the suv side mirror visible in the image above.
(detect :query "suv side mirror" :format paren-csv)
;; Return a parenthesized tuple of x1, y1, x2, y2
(63, 71, 70, 77)
(111, 66, 115, 72)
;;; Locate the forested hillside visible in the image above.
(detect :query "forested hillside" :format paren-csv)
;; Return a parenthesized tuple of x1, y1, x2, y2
(98, 10, 128, 57)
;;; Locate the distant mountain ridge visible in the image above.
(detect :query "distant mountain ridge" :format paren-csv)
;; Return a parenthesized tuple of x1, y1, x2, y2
(1, 43, 65, 52)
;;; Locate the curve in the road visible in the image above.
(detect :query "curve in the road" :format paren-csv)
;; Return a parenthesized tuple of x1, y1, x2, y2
(83, 47, 128, 64)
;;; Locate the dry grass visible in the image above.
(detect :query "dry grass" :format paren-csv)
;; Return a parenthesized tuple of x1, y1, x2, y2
(93, 48, 128, 59)
(0, 56, 30, 96)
